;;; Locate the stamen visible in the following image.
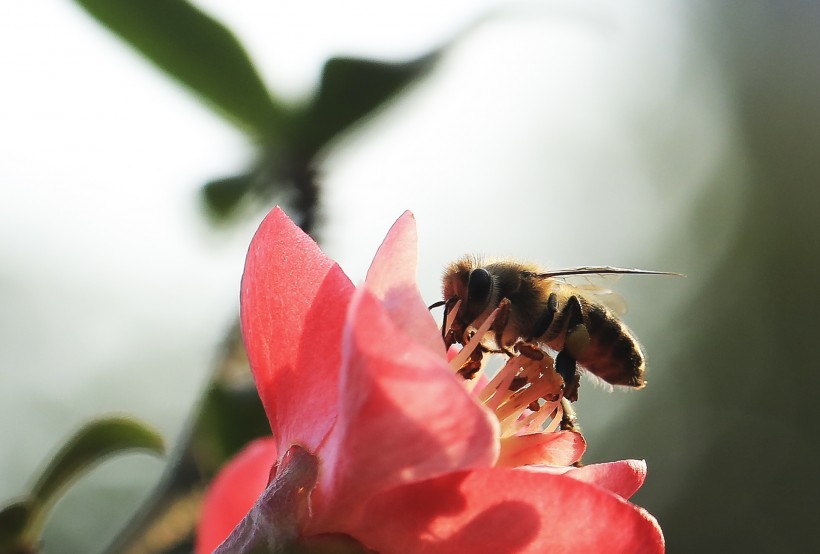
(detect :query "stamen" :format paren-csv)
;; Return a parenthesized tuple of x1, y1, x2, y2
(443, 299, 461, 337)
(496, 376, 557, 427)
(436, 304, 573, 449)
(543, 402, 564, 434)
(521, 400, 560, 434)
(448, 306, 499, 372)
(479, 355, 521, 407)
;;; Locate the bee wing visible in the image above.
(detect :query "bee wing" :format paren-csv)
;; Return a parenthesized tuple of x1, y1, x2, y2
(573, 277, 629, 315)
(528, 266, 681, 315)
(532, 266, 682, 278)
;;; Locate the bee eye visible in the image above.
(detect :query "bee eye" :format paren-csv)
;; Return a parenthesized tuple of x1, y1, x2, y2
(467, 268, 492, 305)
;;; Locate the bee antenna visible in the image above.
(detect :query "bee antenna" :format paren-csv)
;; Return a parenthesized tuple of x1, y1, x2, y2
(428, 300, 447, 310)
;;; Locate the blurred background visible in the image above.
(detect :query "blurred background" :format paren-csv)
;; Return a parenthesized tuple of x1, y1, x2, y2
(2, 0, 819, 552)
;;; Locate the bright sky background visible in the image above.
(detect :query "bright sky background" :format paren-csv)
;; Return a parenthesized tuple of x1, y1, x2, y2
(1, 1, 737, 550)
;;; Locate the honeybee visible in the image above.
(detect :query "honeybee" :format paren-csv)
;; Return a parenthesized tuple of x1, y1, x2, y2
(432, 256, 678, 401)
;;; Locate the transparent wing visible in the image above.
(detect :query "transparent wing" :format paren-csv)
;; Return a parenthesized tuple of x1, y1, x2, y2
(532, 266, 681, 278)
(572, 276, 629, 315)
(528, 266, 681, 316)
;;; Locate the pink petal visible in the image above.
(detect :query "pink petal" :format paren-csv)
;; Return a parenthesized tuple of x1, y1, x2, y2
(241, 207, 354, 453)
(364, 211, 444, 356)
(310, 288, 498, 531)
(524, 459, 648, 500)
(496, 431, 586, 467)
(562, 459, 648, 500)
(352, 467, 665, 554)
(196, 437, 278, 554)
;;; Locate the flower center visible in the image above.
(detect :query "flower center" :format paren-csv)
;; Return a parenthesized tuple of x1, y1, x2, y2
(445, 305, 570, 438)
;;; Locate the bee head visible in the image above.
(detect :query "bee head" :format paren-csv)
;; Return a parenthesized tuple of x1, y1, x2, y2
(441, 256, 498, 326)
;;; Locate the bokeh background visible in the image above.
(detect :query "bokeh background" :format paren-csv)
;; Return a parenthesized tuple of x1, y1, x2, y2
(2, 1, 819, 552)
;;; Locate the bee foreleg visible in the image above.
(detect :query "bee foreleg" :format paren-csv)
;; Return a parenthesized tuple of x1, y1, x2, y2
(491, 298, 515, 356)
(457, 346, 485, 380)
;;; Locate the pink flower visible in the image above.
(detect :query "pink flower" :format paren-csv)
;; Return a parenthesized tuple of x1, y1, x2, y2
(196, 207, 665, 553)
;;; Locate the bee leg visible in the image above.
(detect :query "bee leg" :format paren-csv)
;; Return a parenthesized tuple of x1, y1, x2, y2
(563, 296, 591, 359)
(556, 351, 581, 402)
(491, 298, 516, 357)
(556, 296, 587, 402)
(559, 398, 580, 432)
(456, 345, 485, 380)
(559, 398, 584, 466)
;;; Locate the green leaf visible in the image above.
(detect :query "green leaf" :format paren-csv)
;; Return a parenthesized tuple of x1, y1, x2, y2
(0, 499, 34, 550)
(292, 53, 440, 157)
(195, 383, 271, 471)
(23, 416, 164, 543)
(72, 0, 283, 139)
(198, 53, 442, 216)
(201, 173, 256, 221)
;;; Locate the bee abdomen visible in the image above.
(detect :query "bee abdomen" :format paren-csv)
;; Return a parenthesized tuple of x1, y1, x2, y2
(579, 304, 646, 388)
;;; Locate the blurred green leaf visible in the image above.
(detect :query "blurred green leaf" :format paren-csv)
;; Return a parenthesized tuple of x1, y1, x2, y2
(23, 417, 164, 543)
(72, 0, 283, 139)
(292, 53, 440, 158)
(194, 383, 270, 471)
(202, 173, 256, 221)
(0, 499, 33, 551)
(30, 416, 165, 503)
(200, 53, 441, 219)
